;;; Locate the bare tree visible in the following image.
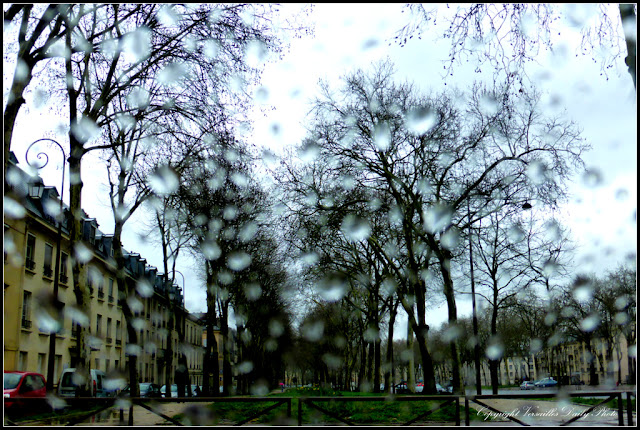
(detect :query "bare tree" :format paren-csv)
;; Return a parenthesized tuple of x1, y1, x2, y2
(395, 4, 636, 89)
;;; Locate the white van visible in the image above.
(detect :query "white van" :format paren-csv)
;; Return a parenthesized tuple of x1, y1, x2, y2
(58, 368, 111, 397)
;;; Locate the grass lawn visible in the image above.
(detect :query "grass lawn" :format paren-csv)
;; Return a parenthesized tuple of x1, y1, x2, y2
(173, 387, 481, 425)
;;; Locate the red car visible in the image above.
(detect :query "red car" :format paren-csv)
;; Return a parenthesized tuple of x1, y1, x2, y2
(4, 371, 47, 411)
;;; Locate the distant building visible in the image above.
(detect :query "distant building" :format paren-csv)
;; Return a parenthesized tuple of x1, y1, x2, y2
(4, 152, 204, 387)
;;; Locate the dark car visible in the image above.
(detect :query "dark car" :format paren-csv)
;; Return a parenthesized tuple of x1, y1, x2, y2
(534, 377, 558, 388)
(120, 382, 162, 398)
(4, 371, 47, 412)
(394, 381, 408, 394)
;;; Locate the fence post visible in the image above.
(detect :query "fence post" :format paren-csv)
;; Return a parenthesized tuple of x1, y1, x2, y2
(298, 398, 303, 426)
(626, 391, 634, 427)
(618, 392, 624, 426)
(455, 396, 461, 426)
(128, 404, 134, 426)
(465, 396, 470, 426)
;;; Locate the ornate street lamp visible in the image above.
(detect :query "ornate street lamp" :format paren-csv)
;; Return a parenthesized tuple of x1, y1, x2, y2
(25, 138, 67, 392)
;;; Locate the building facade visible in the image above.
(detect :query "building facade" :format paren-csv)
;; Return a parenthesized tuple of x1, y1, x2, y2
(4, 152, 205, 388)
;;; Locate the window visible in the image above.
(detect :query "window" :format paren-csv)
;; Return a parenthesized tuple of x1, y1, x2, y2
(116, 320, 122, 345)
(90, 225, 96, 245)
(107, 317, 112, 343)
(97, 277, 104, 300)
(38, 353, 47, 375)
(108, 278, 114, 302)
(96, 314, 102, 337)
(60, 252, 69, 284)
(18, 352, 28, 371)
(22, 291, 32, 329)
(43, 243, 54, 277)
(25, 234, 36, 271)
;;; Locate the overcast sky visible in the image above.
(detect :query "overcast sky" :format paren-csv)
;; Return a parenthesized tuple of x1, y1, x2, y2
(7, 4, 636, 335)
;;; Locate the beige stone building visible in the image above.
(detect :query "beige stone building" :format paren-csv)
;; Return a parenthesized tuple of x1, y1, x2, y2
(4, 152, 204, 388)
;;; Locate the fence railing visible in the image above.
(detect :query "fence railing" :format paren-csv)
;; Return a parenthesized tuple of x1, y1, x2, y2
(4, 390, 636, 426)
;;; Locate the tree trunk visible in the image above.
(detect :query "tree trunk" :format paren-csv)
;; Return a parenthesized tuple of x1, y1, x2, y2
(619, 4, 637, 89)
(220, 299, 232, 395)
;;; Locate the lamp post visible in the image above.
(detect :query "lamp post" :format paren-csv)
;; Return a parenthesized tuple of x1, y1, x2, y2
(26, 138, 67, 392)
(467, 197, 482, 395)
(174, 270, 185, 308)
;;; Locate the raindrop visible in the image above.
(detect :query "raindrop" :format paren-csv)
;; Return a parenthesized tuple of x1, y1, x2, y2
(373, 121, 391, 151)
(318, 275, 348, 302)
(74, 243, 93, 263)
(479, 94, 499, 116)
(4, 197, 26, 219)
(530, 338, 543, 354)
(228, 251, 251, 271)
(615, 188, 629, 201)
(581, 168, 603, 188)
(615, 312, 629, 325)
(148, 165, 179, 196)
(542, 259, 559, 277)
(136, 279, 154, 298)
(245, 40, 268, 67)
(486, 343, 504, 360)
(362, 38, 379, 50)
(237, 361, 254, 374)
(322, 353, 342, 369)
(580, 314, 600, 332)
(250, 380, 269, 396)
(301, 320, 324, 342)
(230, 172, 248, 187)
(71, 116, 102, 143)
(508, 224, 526, 243)
(441, 228, 460, 250)
(572, 281, 593, 302)
(364, 327, 380, 342)
(244, 283, 262, 300)
(405, 106, 437, 135)
(615, 295, 630, 310)
(442, 325, 462, 343)
(423, 203, 453, 234)
(223, 205, 238, 220)
(157, 5, 180, 26)
(239, 222, 258, 242)
(65, 306, 89, 327)
(157, 62, 187, 86)
(340, 214, 371, 242)
(544, 312, 557, 326)
(269, 320, 284, 338)
(37, 311, 61, 334)
(299, 141, 320, 162)
(203, 39, 221, 59)
(121, 27, 151, 63)
(126, 344, 142, 356)
(87, 335, 103, 350)
(543, 220, 561, 242)
(104, 376, 127, 391)
(526, 160, 549, 185)
(254, 86, 269, 103)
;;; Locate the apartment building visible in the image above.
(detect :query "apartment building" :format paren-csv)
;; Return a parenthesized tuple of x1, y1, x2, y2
(4, 152, 204, 387)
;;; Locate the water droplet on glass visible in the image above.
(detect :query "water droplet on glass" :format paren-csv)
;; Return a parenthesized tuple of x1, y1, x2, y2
(136, 280, 154, 298)
(126, 344, 142, 356)
(244, 283, 262, 300)
(526, 160, 549, 185)
(530, 338, 543, 354)
(269, 320, 284, 338)
(228, 251, 251, 271)
(405, 106, 437, 135)
(340, 214, 371, 242)
(201, 241, 221, 260)
(71, 116, 102, 143)
(157, 62, 187, 86)
(479, 94, 499, 116)
(373, 121, 391, 151)
(508, 224, 526, 243)
(250, 380, 269, 396)
(318, 275, 348, 302)
(581, 168, 603, 188)
(148, 165, 179, 196)
(122, 27, 151, 63)
(301, 321, 324, 342)
(364, 327, 380, 342)
(237, 361, 254, 374)
(580, 314, 600, 332)
(245, 40, 268, 68)
(486, 342, 504, 360)
(423, 203, 453, 234)
(37, 312, 62, 334)
(4, 197, 26, 219)
(74, 243, 93, 263)
(442, 325, 462, 343)
(322, 353, 342, 369)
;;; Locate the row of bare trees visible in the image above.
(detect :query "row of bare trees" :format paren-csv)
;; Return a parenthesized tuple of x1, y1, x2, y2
(275, 59, 589, 394)
(5, 3, 310, 396)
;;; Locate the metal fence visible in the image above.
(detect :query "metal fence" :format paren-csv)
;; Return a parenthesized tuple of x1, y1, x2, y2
(4, 390, 636, 426)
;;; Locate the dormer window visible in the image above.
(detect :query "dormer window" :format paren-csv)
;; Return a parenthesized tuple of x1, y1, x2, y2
(90, 225, 96, 245)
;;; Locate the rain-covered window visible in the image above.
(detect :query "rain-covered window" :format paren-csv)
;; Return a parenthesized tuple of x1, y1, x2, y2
(3, 3, 635, 426)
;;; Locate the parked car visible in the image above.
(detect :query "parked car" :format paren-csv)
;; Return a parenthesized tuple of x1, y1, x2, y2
(520, 381, 535, 390)
(4, 371, 47, 411)
(534, 377, 558, 388)
(415, 382, 424, 393)
(120, 382, 162, 398)
(161, 384, 179, 398)
(58, 368, 112, 397)
(435, 383, 451, 394)
(394, 381, 408, 394)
